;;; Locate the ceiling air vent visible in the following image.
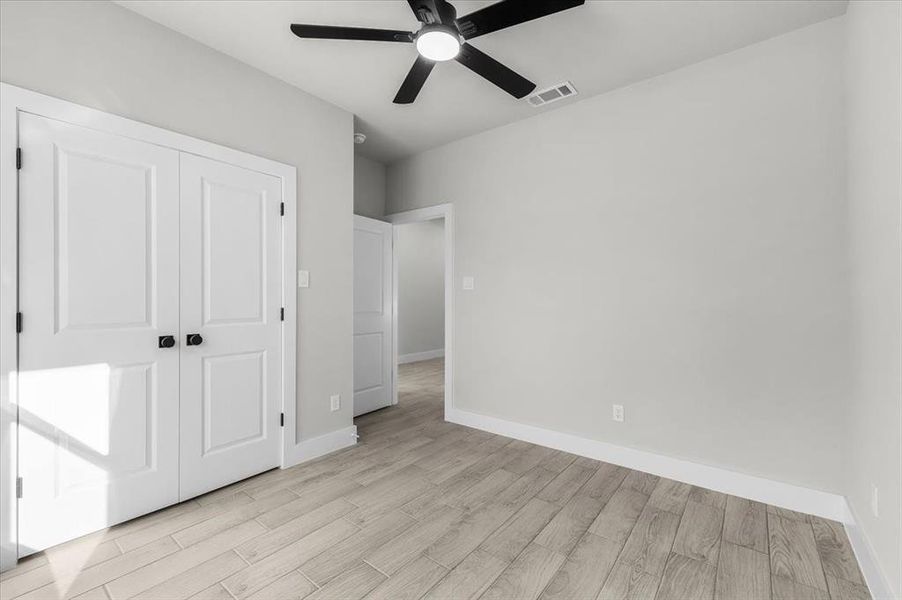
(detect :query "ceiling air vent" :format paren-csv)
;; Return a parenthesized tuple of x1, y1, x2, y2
(526, 81, 578, 107)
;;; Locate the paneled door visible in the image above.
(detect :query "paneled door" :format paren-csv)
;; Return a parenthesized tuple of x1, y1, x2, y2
(353, 216, 393, 416)
(17, 113, 181, 554)
(178, 154, 282, 500)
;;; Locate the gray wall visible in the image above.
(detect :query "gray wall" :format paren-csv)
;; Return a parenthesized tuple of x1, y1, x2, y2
(388, 19, 849, 494)
(354, 155, 386, 220)
(0, 0, 355, 444)
(397, 220, 445, 359)
(845, 1, 902, 595)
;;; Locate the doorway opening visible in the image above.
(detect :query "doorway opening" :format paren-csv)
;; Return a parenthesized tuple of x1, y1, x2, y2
(395, 217, 445, 417)
(351, 204, 453, 427)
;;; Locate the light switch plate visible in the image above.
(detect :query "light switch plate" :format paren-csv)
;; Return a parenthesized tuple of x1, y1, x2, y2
(462, 276, 475, 290)
(298, 270, 310, 288)
(330, 394, 340, 412)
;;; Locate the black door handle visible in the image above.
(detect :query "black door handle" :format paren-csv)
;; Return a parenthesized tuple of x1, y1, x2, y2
(186, 333, 204, 346)
(158, 335, 175, 348)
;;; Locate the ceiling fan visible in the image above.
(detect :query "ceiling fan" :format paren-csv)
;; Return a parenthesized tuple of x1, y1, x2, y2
(290, 0, 585, 104)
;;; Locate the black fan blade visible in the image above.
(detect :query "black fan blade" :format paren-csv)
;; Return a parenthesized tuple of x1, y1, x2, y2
(407, 0, 457, 25)
(455, 43, 535, 99)
(456, 0, 585, 39)
(290, 24, 413, 43)
(394, 56, 436, 104)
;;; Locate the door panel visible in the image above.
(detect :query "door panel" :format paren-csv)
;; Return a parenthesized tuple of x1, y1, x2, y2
(179, 154, 282, 500)
(353, 216, 393, 416)
(17, 113, 180, 555)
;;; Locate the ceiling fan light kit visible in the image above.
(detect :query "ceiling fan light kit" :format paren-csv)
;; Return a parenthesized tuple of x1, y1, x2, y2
(289, 0, 586, 105)
(415, 26, 461, 61)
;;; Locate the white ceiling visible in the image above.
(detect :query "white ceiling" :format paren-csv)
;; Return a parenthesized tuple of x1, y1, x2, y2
(118, 0, 847, 163)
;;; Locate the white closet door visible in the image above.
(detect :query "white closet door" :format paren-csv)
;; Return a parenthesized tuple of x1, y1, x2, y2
(178, 154, 282, 500)
(17, 113, 180, 554)
(353, 216, 393, 416)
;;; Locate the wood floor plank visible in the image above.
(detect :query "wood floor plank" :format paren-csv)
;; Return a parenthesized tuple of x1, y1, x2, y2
(365, 505, 464, 575)
(132, 551, 247, 600)
(772, 575, 830, 600)
(768, 513, 828, 592)
(0, 541, 121, 599)
(810, 517, 865, 585)
(299, 511, 416, 585)
(235, 497, 356, 564)
(723, 495, 768, 554)
(688, 486, 727, 510)
(714, 542, 771, 600)
(538, 533, 621, 600)
(245, 570, 316, 600)
(445, 469, 520, 512)
(502, 444, 557, 475)
(362, 556, 447, 600)
(425, 503, 517, 569)
(494, 467, 558, 512)
(345, 473, 433, 528)
(14, 537, 179, 600)
(260, 476, 362, 529)
(533, 494, 604, 555)
(171, 488, 297, 548)
(538, 450, 578, 475)
(421, 549, 509, 600)
(622, 470, 660, 496)
(105, 520, 265, 600)
(303, 563, 385, 600)
(221, 517, 358, 599)
(187, 583, 234, 600)
(768, 504, 811, 523)
(656, 552, 717, 600)
(578, 463, 628, 504)
(535, 464, 594, 506)
(647, 478, 692, 516)
(589, 487, 649, 544)
(672, 500, 724, 565)
(480, 498, 561, 563)
(597, 561, 663, 600)
(115, 493, 253, 553)
(617, 505, 682, 577)
(480, 543, 566, 600)
(68, 587, 108, 600)
(826, 574, 872, 600)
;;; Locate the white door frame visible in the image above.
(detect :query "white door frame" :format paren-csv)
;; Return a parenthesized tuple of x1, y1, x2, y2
(0, 83, 298, 571)
(385, 204, 454, 418)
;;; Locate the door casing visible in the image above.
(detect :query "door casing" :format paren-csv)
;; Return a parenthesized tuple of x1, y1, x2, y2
(0, 83, 298, 571)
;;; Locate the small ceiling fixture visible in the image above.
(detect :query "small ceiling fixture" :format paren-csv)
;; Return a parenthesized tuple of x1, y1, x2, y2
(415, 26, 461, 61)
(353, 132, 367, 144)
(289, 0, 585, 104)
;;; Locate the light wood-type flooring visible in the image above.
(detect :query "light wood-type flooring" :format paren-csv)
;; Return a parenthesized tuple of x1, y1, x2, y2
(0, 358, 870, 600)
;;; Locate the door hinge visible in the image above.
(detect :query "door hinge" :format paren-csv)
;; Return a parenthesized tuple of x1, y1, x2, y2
(16, 477, 22, 499)
(16, 312, 22, 333)
(280, 307, 284, 321)
(16, 148, 21, 170)
(280, 412, 285, 427)
(280, 202, 285, 216)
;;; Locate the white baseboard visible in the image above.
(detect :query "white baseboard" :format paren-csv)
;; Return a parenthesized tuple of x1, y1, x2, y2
(398, 349, 444, 364)
(446, 407, 848, 523)
(283, 425, 357, 468)
(842, 501, 897, 600)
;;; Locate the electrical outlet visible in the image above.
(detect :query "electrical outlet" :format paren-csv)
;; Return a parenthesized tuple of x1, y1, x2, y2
(612, 404, 624, 423)
(872, 485, 879, 518)
(462, 276, 475, 290)
(330, 394, 340, 412)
